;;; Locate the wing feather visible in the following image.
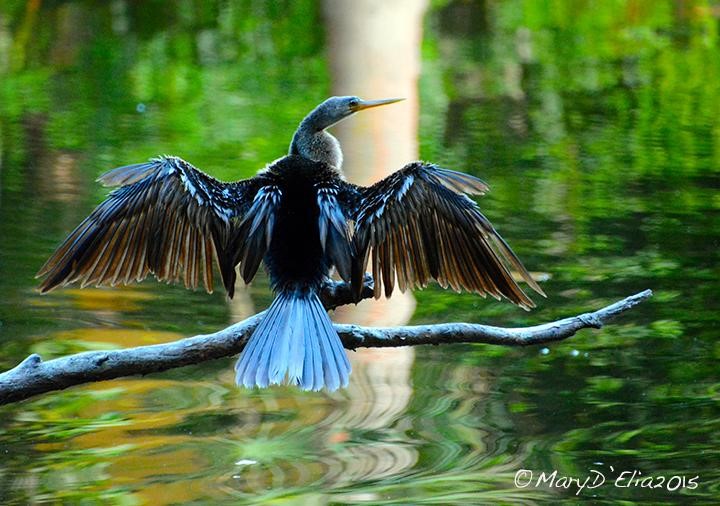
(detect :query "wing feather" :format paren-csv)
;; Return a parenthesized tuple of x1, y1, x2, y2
(352, 162, 544, 309)
(237, 185, 282, 285)
(37, 156, 268, 296)
(317, 185, 354, 282)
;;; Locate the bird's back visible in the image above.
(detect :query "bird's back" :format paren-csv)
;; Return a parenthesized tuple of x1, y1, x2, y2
(261, 155, 350, 292)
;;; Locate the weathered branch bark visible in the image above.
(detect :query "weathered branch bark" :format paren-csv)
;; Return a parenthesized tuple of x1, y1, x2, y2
(0, 284, 652, 405)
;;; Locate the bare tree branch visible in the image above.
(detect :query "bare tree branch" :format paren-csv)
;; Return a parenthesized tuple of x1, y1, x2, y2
(337, 289, 653, 348)
(0, 284, 652, 405)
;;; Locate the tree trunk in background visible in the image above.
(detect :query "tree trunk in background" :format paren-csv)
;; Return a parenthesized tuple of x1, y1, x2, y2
(324, 0, 427, 329)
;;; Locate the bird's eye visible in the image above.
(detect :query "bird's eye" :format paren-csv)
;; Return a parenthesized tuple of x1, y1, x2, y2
(348, 98, 359, 108)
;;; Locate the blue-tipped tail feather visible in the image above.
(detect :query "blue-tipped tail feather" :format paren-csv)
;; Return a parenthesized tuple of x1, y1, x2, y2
(235, 290, 351, 391)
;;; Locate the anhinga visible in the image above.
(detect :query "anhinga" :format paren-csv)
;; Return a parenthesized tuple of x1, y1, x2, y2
(38, 96, 545, 391)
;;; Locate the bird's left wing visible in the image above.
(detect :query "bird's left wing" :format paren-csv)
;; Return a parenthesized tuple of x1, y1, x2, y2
(37, 156, 274, 297)
(352, 162, 545, 309)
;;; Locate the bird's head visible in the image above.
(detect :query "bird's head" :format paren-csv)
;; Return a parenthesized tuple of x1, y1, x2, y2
(306, 96, 404, 131)
(290, 95, 404, 168)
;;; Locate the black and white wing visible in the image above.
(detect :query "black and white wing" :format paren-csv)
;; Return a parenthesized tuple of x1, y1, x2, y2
(352, 162, 545, 309)
(37, 156, 278, 297)
(317, 183, 355, 283)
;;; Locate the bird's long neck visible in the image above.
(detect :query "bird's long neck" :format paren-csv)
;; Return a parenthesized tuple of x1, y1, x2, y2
(289, 117, 343, 170)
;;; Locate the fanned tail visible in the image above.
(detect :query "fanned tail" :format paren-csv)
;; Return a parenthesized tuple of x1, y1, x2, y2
(234, 290, 351, 391)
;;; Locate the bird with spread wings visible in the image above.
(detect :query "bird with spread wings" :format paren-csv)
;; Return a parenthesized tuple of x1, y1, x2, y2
(38, 96, 545, 391)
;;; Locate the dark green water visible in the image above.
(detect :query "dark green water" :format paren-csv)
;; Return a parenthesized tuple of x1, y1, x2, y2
(1, 1, 718, 504)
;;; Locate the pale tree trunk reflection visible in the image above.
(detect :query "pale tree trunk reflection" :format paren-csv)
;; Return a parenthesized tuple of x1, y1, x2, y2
(323, 0, 428, 483)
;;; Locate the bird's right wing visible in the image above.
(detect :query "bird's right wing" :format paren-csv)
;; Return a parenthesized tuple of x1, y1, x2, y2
(37, 156, 278, 297)
(317, 184, 355, 283)
(352, 162, 545, 309)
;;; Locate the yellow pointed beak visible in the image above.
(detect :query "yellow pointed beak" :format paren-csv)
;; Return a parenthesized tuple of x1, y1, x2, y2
(350, 97, 405, 112)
